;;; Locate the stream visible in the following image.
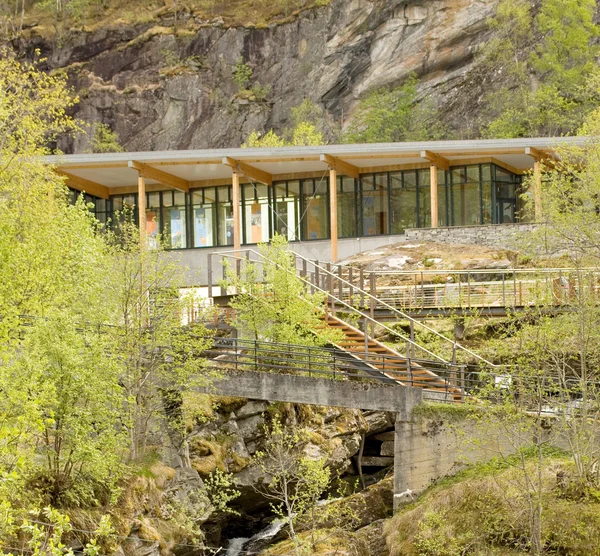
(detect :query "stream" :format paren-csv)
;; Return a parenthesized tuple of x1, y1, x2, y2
(225, 519, 286, 556)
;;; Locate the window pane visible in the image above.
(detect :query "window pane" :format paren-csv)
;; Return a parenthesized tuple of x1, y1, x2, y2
(482, 182, 492, 224)
(338, 177, 356, 237)
(162, 204, 186, 249)
(452, 182, 480, 225)
(244, 184, 269, 244)
(302, 179, 328, 240)
(390, 174, 417, 233)
(466, 166, 480, 183)
(362, 174, 388, 235)
(192, 189, 214, 247)
(217, 186, 234, 246)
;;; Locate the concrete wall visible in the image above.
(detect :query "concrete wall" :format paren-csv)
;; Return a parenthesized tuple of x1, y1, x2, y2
(164, 234, 408, 286)
(404, 223, 538, 250)
(392, 408, 564, 507)
(197, 370, 422, 418)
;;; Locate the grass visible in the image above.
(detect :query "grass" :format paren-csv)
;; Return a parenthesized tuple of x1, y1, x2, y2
(384, 453, 600, 556)
(19, 0, 332, 39)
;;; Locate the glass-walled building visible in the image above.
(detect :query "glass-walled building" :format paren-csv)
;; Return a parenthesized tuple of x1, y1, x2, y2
(73, 162, 523, 250)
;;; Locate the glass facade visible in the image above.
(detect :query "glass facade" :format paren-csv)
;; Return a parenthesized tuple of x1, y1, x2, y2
(71, 163, 522, 249)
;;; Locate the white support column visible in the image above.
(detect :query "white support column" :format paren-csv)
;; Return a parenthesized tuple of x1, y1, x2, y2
(232, 171, 241, 252)
(329, 167, 338, 262)
(137, 173, 146, 246)
(430, 164, 438, 228)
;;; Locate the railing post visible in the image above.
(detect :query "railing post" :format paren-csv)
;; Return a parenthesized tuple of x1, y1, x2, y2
(359, 268, 365, 307)
(222, 255, 227, 296)
(302, 258, 307, 279)
(348, 267, 354, 302)
(502, 272, 506, 307)
(369, 273, 376, 336)
(338, 264, 343, 301)
(207, 254, 213, 300)
(405, 341, 412, 385)
(467, 272, 471, 308)
(513, 271, 517, 307)
(363, 318, 369, 354)
(410, 319, 415, 359)
(314, 261, 319, 295)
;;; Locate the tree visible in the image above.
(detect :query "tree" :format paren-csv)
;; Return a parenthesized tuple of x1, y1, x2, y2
(0, 51, 129, 520)
(242, 99, 326, 147)
(343, 74, 444, 143)
(88, 122, 124, 153)
(104, 217, 213, 463)
(223, 234, 341, 346)
(481, 0, 600, 138)
(254, 420, 331, 556)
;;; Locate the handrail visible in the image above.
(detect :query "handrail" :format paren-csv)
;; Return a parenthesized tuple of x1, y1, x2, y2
(211, 249, 450, 364)
(289, 251, 499, 368)
(209, 248, 500, 369)
(340, 266, 600, 277)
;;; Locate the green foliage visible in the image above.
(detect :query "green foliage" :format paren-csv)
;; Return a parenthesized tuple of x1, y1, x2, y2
(254, 419, 332, 556)
(104, 216, 213, 461)
(343, 74, 444, 143)
(88, 122, 124, 153)
(243, 99, 326, 147)
(1, 507, 115, 556)
(224, 234, 341, 346)
(233, 57, 253, 90)
(203, 469, 240, 515)
(386, 457, 600, 556)
(482, 0, 600, 137)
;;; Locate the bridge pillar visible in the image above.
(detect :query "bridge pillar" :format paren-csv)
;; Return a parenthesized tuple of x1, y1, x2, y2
(394, 412, 421, 511)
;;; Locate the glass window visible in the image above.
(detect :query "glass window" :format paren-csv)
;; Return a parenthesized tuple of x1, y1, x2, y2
(217, 186, 234, 246)
(451, 167, 480, 226)
(192, 188, 215, 247)
(162, 191, 187, 249)
(338, 177, 357, 238)
(146, 192, 161, 248)
(273, 181, 299, 241)
(417, 169, 431, 228)
(361, 173, 388, 235)
(243, 183, 270, 244)
(390, 171, 417, 233)
(437, 170, 448, 227)
(301, 178, 328, 240)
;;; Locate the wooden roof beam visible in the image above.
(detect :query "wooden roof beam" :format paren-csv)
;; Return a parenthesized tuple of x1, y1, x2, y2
(320, 154, 360, 179)
(57, 170, 110, 200)
(222, 157, 272, 185)
(525, 147, 558, 163)
(128, 160, 190, 192)
(420, 150, 450, 171)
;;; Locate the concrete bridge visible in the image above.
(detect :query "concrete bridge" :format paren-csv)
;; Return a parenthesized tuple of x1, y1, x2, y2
(197, 368, 461, 509)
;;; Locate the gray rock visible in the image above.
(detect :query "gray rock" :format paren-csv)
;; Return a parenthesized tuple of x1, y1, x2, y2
(364, 411, 394, 434)
(234, 400, 268, 419)
(380, 441, 394, 457)
(24, 0, 505, 154)
(236, 414, 266, 442)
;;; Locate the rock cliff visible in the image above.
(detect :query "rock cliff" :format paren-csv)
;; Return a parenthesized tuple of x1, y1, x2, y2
(18, 0, 499, 152)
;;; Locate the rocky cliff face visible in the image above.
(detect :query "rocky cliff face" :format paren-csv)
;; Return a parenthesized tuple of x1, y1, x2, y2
(19, 0, 499, 152)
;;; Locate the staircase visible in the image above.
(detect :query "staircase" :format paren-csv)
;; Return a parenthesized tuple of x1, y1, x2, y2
(318, 314, 463, 400)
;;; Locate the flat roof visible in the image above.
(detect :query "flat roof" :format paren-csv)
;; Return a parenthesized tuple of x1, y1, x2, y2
(46, 136, 586, 199)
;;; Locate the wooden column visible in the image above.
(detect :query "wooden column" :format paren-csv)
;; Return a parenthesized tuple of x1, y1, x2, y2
(430, 164, 438, 228)
(329, 167, 338, 262)
(533, 159, 542, 221)
(232, 171, 241, 252)
(137, 173, 146, 245)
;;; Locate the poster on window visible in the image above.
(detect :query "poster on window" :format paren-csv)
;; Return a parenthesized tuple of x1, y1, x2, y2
(195, 208, 207, 246)
(170, 209, 183, 248)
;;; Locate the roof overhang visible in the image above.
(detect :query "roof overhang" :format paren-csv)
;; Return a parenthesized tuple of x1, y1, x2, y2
(44, 137, 588, 196)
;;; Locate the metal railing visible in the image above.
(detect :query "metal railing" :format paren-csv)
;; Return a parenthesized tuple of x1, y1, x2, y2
(207, 249, 468, 366)
(324, 266, 600, 312)
(205, 336, 593, 408)
(206, 336, 478, 399)
(206, 249, 499, 369)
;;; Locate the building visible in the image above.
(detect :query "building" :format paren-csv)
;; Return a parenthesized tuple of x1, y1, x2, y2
(48, 137, 582, 283)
